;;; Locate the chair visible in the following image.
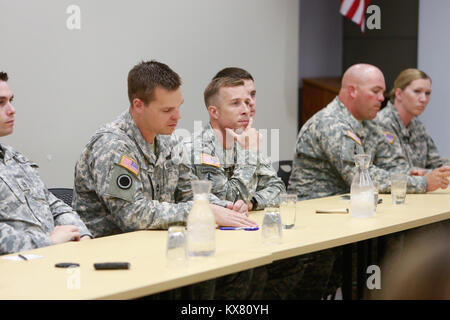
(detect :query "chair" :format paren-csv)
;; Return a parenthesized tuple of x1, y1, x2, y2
(48, 188, 74, 206)
(274, 160, 293, 188)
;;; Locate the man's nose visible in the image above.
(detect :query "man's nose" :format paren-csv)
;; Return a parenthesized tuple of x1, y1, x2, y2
(241, 102, 250, 114)
(6, 102, 15, 115)
(173, 108, 181, 120)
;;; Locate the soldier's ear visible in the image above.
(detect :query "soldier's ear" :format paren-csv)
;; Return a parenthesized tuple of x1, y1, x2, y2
(394, 88, 403, 102)
(208, 105, 219, 120)
(348, 85, 357, 99)
(132, 98, 146, 114)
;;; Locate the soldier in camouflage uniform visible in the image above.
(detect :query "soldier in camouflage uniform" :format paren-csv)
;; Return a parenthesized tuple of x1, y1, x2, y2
(0, 72, 91, 255)
(185, 69, 310, 299)
(287, 64, 448, 299)
(376, 68, 448, 171)
(375, 69, 450, 282)
(72, 61, 257, 299)
(73, 61, 257, 238)
(289, 64, 448, 200)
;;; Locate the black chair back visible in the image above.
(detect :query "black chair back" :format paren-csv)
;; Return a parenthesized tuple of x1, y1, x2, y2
(274, 160, 293, 188)
(48, 188, 74, 206)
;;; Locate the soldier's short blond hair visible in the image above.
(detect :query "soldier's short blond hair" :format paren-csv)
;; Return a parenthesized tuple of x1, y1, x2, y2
(390, 68, 431, 101)
(204, 77, 244, 109)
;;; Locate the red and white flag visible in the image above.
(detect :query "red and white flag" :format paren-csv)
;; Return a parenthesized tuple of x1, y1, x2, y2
(340, 0, 371, 32)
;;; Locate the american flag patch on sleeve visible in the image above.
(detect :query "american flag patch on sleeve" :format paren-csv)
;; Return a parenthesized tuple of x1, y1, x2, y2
(201, 153, 220, 168)
(346, 130, 362, 146)
(119, 155, 139, 175)
(384, 132, 396, 144)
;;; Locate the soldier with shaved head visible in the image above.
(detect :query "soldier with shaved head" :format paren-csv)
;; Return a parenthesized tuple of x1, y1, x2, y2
(287, 64, 446, 299)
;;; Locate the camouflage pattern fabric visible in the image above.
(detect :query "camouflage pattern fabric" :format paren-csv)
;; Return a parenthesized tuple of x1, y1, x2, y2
(184, 123, 286, 209)
(183, 123, 308, 300)
(286, 97, 425, 300)
(73, 110, 234, 299)
(263, 256, 310, 299)
(288, 97, 427, 200)
(286, 248, 339, 300)
(0, 143, 91, 255)
(376, 101, 444, 169)
(73, 111, 229, 238)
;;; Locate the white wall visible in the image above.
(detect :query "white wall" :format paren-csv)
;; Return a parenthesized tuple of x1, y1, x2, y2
(0, 0, 299, 187)
(418, 0, 450, 157)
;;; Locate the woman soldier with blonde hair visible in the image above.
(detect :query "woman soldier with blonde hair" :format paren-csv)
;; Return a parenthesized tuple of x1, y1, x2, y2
(376, 68, 448, 172)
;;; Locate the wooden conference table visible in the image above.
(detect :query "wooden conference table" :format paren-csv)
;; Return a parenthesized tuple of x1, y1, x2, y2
(0, 188, 449, 299)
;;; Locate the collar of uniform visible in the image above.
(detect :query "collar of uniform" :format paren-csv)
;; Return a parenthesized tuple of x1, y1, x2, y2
(122, 111, 157, 164)
(388, 101, 411, 139)
(155, 135, 176, 166)
(0, 143, 5, 161)
(0, 143, 15, 162)
(335, 97, 365, 135)
(204, 123, 229, 166)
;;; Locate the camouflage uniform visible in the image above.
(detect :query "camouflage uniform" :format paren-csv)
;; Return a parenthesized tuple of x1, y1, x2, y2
(184, 123, 286, 208)
(376, 101, 444, 169)
(73, 111, 228, 299)
(73, 111, 229, 238)
(376, 102, 449, 273)
(288, 97, 427, 199)
(185, 123, 308, 300)
(0, 143, 91, 255)
(286, 97, 426, 299)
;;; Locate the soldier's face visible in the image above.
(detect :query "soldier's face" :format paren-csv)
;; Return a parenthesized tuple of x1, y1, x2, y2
(354, 72, 385, 120)
(243, 80, 256, 118)
(396, 78, 431, 118)
(215, 85, 251, 131)
(0, 81, 16, 137)
(141, 86, 183, 136)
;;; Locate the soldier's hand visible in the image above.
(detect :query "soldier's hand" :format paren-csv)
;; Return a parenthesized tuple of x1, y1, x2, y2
(425, 167, 450, 192)
(50, 225, 81, 245)
(211, 204, 258, 228)
(226, 200, 249, 216)
(225, 118, 261, 152)
(410, 168, 427, 176)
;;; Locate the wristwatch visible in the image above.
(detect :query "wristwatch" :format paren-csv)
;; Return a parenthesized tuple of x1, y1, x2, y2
(250, 197, 258, 210)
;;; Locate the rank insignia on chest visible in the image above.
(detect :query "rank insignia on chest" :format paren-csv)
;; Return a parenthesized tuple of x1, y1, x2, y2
(346, 130, 362, 146)
(383, 131, 396, 144)
(119, 155, 139, 175)
(201, 153, 220, 168)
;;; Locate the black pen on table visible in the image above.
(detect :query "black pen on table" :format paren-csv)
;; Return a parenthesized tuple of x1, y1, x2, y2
(18, 254, 28, 261)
